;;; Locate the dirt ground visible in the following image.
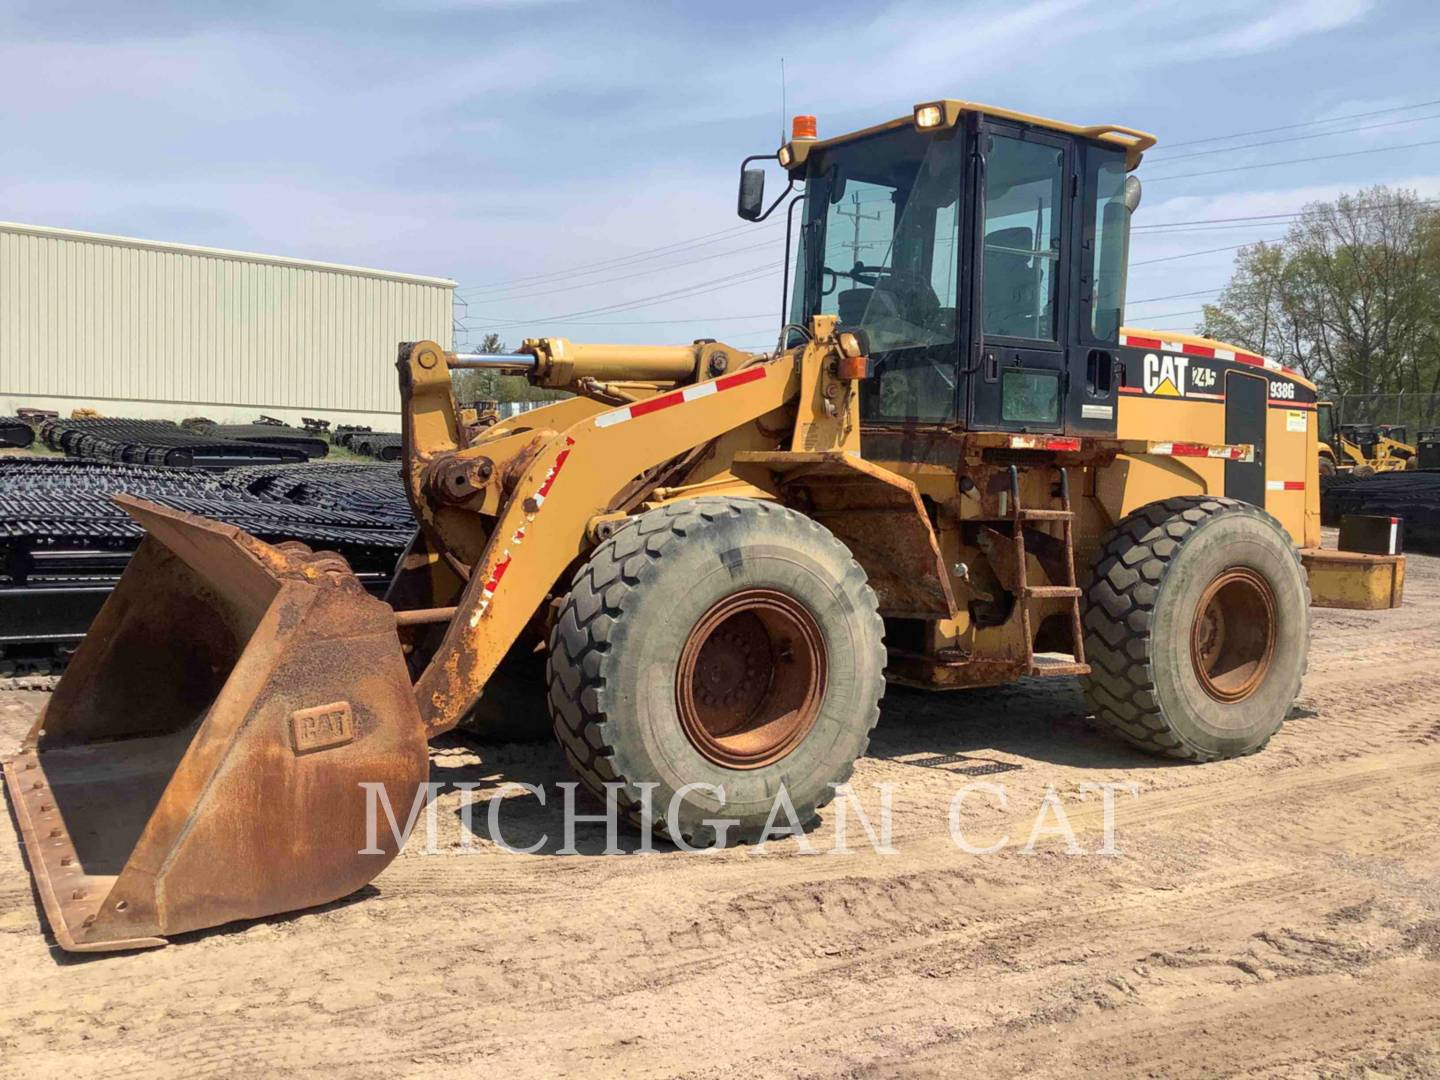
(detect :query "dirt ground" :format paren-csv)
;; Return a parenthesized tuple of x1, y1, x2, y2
(3, 544, 1439, 1078)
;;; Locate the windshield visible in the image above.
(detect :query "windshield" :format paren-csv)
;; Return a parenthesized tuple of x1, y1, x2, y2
(790, 126, 963, 423)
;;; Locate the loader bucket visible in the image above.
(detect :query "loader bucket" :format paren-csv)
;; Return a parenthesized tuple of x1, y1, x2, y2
(1, 496, 429, 952)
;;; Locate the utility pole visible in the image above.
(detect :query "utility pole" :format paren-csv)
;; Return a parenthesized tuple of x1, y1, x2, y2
(835, 191, 882, 265)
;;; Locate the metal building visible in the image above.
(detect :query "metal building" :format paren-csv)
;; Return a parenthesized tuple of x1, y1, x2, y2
(0, 221, 454, 428)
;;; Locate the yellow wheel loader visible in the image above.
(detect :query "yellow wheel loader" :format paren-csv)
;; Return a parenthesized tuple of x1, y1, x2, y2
(1318, 402, 1419, 477)
(6, 99, 1384, 952)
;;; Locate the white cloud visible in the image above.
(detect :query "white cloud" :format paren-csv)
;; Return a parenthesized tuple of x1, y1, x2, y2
(1208, 0, 1375, 53)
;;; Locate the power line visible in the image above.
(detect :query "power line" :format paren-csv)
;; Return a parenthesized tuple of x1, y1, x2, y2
(469, 264, 783, 329)
(1148, 112, 1440, 164)
(1145, 138, 1440, 183)
(1128, 288, 1224, 304)
(1133, 199, 1440, 231)
(1131, 240, 1284, 266)
(1126, 307, 1207, 322)
(459, 221, 777, 296)
(459, 237, 778, 303)
(461, 313, 777, 328)
(460, 223, 758, 292)
(458, 108, 1440, 326)
(1155, 97, 1440, 151)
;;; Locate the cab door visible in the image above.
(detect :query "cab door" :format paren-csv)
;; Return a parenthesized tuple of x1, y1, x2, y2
(1225, 370, 1268, 507)
(968, 124, 1071, 432)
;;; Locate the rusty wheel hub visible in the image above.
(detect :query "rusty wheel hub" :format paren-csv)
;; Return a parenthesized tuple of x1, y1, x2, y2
(1190, 567, 1277, 703)
(676, 589, 826, 769)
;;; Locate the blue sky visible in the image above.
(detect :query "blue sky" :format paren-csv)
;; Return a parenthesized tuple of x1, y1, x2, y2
(3, 0, 1439, 353)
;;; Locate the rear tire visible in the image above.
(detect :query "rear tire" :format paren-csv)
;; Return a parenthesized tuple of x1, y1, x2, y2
(547, 497, 885, 846)
(1082, 496, 1310, 761)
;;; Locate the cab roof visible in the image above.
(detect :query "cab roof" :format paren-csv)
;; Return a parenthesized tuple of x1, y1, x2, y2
(785, 100, 1157, 172)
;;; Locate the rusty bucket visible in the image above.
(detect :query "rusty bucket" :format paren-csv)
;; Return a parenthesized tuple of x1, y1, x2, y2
(2, 496, 428, 952)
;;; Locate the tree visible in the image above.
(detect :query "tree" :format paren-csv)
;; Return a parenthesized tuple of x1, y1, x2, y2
(451, 333, 569, 406)
(1198, 186, 1440, 428)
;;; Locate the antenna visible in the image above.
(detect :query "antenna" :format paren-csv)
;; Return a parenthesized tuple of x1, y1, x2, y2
(780, 57, 787, 146)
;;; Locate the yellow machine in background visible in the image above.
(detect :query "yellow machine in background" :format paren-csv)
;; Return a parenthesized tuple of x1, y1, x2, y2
(1317, 401, 1418, 476)
(4, 98, 1399, 954)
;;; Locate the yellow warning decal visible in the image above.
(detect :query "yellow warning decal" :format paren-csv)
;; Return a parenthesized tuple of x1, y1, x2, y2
(1152, 376, 1181, 397)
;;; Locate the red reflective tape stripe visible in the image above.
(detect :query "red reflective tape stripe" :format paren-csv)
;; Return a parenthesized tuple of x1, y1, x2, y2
(1117, 385, 1144, 395)
(1009, 435, 1082, 451)
(1169, 442, 1211, 456)
(535, 437, 575, 499)
(1234, 353, 1263, 367)
(715, 366, 767, 392)
(484, 554, 513, 594)
(627, 387, 687, 420)
(1182, 343, 1215, 358)
(1392, 517, 1401, 524)
(599, 365, 767, 428)
(1283, 481, 1305, 491)
(1125, 335, 1162, 350)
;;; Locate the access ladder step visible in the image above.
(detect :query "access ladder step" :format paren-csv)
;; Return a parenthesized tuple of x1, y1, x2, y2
(1017, 508, 1073, 521)
(1024, 585, 1082, 599)
(1029, 657, 1091, 677)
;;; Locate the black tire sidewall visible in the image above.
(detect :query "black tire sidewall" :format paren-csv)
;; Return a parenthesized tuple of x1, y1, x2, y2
(1149, 510, 1309, 758)
(598, 515, 882, 839)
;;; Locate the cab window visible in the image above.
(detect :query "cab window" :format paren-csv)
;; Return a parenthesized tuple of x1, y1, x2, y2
(792, 127, 963, 423)
(982, 134, 1064, 341)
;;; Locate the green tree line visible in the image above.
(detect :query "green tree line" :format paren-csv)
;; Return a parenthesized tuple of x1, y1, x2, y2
(1197, 185, 1440, 432)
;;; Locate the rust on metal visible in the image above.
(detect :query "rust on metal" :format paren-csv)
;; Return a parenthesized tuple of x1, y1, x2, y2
(1, 496, 428, 952)
(393, 605, 459, 627)
(731, 450, 957, 619)
(290, 701, 356, 754)
(1190, 567, 1277, 702)
(675, 589, 826, 769)
(885, 647, 1029, 690)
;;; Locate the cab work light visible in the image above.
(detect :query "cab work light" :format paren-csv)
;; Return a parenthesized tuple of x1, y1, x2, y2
(914, 104, 944, 129)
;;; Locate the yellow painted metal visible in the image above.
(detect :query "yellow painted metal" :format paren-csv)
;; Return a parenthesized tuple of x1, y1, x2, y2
(1302, 549, 1406, 609)
(402, 340, 803, 736)
(779, 99, 1157, 174)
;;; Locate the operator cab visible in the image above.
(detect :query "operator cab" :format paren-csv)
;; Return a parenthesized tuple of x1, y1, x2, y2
(740, 102, 1153, 437)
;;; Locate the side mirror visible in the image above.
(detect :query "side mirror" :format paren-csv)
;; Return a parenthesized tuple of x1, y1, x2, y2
(737, 168, 766, 221)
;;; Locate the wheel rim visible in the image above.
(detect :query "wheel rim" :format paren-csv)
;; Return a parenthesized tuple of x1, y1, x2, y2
(676, 589, 826, 769)
(1190, 567, 1278, 703)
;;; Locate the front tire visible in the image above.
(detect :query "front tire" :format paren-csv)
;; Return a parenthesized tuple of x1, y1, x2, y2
(1082, 496, 1310, 761)
(547, 497, 885, 846)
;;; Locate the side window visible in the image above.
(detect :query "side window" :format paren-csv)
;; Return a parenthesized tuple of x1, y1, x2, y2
(1090, 157, 1127, 340)
(982, 134, 1064, 341)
